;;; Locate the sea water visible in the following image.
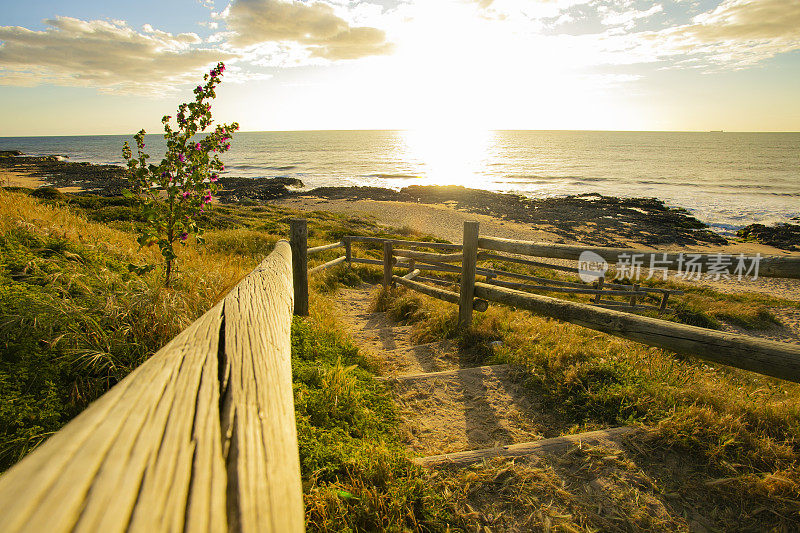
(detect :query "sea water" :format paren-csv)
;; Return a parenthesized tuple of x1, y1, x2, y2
(2, 130, 798, 234)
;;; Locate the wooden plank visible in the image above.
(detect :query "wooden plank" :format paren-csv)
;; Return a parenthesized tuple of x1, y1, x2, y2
(414, 427, 642, 467)
(308, 255, 346, 276)
(376, 364, 509, 383)
(473, 282, 800, 382)
(485, 278, 646, 296)
(393, 275, 489, 312)
(459, 222, 480, 328)
(394, 249, 464, 263)
(351, 257, 382, 266)
(344, 236, 352, 266)
(401, 269, 421, 280)
(383, 241, 393, 289)
(289, 218, 309, 316)
(416, 275, 457, 287)
(347, 236, 461, 250)
(591, 303, 673, 313)
(221, 240, 304, 533)
(480, 266, 589, 288)
(478, 251, 577, 273)
(0, 303, 228, 533)
(307, 241, 344, 255)
(478, 236, 800, 279)
(593, 276, 604, 303)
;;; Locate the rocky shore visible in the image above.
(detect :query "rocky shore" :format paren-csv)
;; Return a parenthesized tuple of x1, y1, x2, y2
(4, 150, 797, 250)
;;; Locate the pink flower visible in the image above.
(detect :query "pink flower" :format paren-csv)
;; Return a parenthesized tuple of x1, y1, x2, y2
(179, 153, 185, 162)
(195, 142, 201, 151)
(210, 173, 218, 183)
(181, 232, 188, 241)
(182, 191, 191, 198)
(196, 85, 202, 92)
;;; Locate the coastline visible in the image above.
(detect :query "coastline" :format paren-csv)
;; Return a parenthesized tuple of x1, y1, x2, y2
(2, 150, 799, 338)
(2, 149, 798, 251)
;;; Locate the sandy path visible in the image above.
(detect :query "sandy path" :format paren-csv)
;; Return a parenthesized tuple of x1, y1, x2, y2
(336, 286, 559, 457)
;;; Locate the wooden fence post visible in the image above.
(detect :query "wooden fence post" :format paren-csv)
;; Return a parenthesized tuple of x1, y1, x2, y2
(344, 236, 352, 268)
(383, 241, 393, 289)
(459, 221, 480, 328)
(290, 218, 308, 316)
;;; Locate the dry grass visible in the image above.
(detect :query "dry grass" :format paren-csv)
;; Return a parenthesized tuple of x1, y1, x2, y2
(0, 189, 255, 469)
(375, 284, 800, 530)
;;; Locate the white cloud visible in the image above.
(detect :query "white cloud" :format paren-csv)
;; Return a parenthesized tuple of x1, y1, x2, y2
(600, 4, 663, 30)
(0, 17, 237, 94)
(223, 0, 394, 60)
(640, 0, 800, 67)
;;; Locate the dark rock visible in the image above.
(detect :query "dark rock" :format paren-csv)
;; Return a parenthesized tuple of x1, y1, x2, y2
(304, 184, 726, 247)
(737, 223, 800, 251)
(215, 176, 304, 203)
(0, 150, 23, 157)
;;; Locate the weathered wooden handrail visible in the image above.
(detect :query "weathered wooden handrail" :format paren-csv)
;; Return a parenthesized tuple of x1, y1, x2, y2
(474, 281, 800, 382)
(478, 236, 800, 279)
(393, 249, 464, 263)
(478, 250, 577, 273)
(485, 277, 648, 296)
(307, 241, 344, 255)
(309, 255, 346, 276)
(347, 236, 461, 250)
(0, 241, 304, 532)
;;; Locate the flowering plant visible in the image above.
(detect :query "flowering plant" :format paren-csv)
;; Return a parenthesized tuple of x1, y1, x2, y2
(123, 62, 239, 286)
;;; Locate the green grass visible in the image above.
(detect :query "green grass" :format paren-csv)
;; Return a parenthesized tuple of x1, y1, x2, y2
(293, 304, 455, 531)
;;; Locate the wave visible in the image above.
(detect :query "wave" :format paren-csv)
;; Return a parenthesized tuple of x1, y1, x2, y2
(228, 164, 299, 171)
(366, 173, 423, 179)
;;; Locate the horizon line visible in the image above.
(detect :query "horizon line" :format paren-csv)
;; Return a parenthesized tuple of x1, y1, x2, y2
(3, 128, 800, 138)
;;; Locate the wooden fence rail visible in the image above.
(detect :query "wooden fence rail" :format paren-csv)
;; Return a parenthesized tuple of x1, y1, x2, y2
(289, 218, 800, 382)
(473, 281, 800, 382)
(479, 236, 800, 280)
(0, 241, 304, 533)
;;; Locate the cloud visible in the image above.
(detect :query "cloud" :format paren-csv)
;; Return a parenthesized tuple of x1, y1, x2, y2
(600, 4, 663, 30)
(643, 0, 800, 67)
(223, 0, 393, 60)
(0, 17, 236, 94)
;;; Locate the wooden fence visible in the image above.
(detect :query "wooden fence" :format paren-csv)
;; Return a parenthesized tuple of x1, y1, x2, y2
(0, 241, 304, 533)
(290, 219, 800, 383)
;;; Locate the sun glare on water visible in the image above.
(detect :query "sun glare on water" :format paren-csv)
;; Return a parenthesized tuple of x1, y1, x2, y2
(400, 128, 493, 188)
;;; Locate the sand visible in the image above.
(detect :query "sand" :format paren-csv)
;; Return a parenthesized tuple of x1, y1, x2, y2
(0, 168, 83, 193)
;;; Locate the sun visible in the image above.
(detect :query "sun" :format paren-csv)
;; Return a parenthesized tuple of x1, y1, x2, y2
(400, 127, 493, 188)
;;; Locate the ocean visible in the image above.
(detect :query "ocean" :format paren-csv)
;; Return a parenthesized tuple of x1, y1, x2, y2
(1, 130, 798, 235)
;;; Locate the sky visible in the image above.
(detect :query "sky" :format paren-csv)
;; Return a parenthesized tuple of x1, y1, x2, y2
(0, 0, 799, 136)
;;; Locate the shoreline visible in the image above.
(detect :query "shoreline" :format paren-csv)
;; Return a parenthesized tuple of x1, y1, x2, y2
(2, 150, 798, 252)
